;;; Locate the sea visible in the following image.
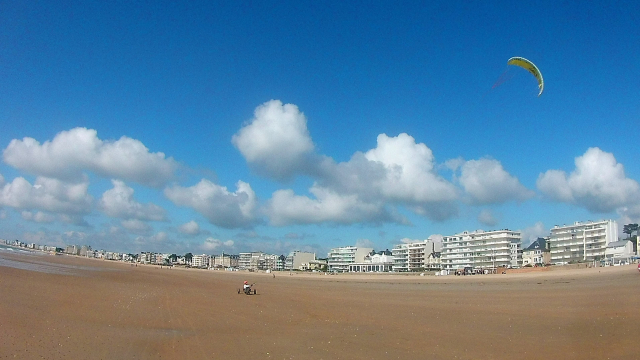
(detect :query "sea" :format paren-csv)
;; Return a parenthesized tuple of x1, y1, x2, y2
(0, 244, 105, 276)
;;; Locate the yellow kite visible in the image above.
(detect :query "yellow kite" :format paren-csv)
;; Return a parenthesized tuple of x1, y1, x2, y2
(507, 57, 544, 96)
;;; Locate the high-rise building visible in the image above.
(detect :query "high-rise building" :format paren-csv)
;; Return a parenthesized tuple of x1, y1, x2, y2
(284, 251, 316, 271)
(392, 240, 441, 272)
(442, 229, 522, 271)
(549, 220, 618, 264)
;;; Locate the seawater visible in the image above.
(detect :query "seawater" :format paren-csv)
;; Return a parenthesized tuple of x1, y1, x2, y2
(0, 244, 107, 276)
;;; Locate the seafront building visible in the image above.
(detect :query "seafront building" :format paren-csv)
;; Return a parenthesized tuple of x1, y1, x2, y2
(348, 250, 394, 272)
(392, 240, 442, 272)
(327, 246, 373, 272)
(211, 253, 239, 268)
(285, 251, 316, 271)
(549, 220, 618, 264)
(522, 238, 550, 266)
(441, 229, 522, 272)
(191, 254, 210, 268)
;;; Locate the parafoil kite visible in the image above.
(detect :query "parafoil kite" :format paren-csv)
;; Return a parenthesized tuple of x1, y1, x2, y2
(507, 57, 544, 96)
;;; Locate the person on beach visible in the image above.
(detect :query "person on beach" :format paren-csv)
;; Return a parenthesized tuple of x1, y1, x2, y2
(243, 281, 251, 291)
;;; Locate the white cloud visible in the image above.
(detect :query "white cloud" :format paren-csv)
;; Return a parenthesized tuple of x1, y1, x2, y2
(121, 219, 152, 234)
(178, 220, 200, 235)
(232, 100, 315, 180)
(3, 127, 178, 187)
(200, 237, 235, 252)
(537, 148, 640, 213)
(21, 211, 55, 223)
(458, 158, 534, 204)
(98, 180, 166, 221)
(363, 134, 458, 203)
(355, 238, 375, 249)
(164, 179, 258, 228)
(477, 209, 499, 227)
(267, 133, 460, 225)
(265, 186, 405, 226)
(0, 173, 4, 186)
(133, 232, 170, 252)
(617, 204, 640, 226)
(0, 176, 92, 215)
(520, 222, 548, 247)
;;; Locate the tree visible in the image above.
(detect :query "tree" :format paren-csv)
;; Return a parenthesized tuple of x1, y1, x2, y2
(623, 224, 638, 239)
(185, 252, 193, 264)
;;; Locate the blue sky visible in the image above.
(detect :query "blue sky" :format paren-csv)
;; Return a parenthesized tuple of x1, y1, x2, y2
(1, 1, 639, 256)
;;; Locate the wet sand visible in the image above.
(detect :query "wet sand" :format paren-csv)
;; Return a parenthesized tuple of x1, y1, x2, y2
(1, 252, 639, 359)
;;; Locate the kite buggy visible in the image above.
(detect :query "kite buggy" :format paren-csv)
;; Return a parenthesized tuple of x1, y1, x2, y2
(238, 281, 256, 295)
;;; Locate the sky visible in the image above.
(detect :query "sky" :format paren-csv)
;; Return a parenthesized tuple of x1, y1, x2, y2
(1, 1, 639, 256)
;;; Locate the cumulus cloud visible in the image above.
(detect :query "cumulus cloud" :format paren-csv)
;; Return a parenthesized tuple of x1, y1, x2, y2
(232, 100, 315, 180)
(363, 134, 458, 203)
(355, 238, 375, 249)
(265, 186, 406, 226)
(0, 176, 92, 215)
(3, 127, 178, 187)
(178, 220, 201, 235)
(520, 221, 548, 247)
(165, 179, 258, 228)
(477, 209, 499, 227)
(98, 180, 166, 221)
(121, 219, 152, 234)
(265, 133, 460, 225)
(133, 232, 170, 252)
(458, 158, 534, 204)
(617, 204, 640, 226)
(537, 148, 640, 213)
(21, 211, 55, 223)
(200, 237, 235, 252)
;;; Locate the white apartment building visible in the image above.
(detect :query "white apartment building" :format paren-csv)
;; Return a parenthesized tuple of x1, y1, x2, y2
(258, 253, 280, 271)
(285, 251, 316, 271)
(442, 229, 522, 271)
(191, 254, 210, 268)
(212, 254, 239, 268)
(238, 252, 263, 270)
(549, 220, 618, 264)
(327, 246, 373, 272)
(392, 240, 442, 272)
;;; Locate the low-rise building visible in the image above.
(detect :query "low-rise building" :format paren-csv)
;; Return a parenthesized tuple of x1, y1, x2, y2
(522, 238, 550, 266)
(349, 250, 394, 272)
(604, 240, 635, 265)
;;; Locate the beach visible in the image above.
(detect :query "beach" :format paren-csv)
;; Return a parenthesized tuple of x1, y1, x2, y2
(1, 251, 639, 359)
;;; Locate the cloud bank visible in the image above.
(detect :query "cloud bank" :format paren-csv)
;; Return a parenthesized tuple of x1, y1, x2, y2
(3, 127, 178, 187)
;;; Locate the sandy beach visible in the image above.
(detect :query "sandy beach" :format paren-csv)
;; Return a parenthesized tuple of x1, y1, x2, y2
(1, 251, 639, 359)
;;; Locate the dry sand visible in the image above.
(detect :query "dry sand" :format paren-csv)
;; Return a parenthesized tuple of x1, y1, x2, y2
(1, 251, 639, 359)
